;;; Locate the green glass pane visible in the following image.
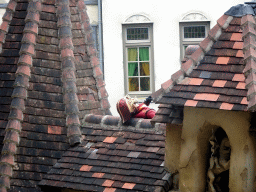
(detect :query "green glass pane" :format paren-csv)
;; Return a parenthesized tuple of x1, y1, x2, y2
(140, 62, 150, 76)
(128, 48, 137, 61)
(129, 78, 139, 91)
(139, 47, 149, 61)
(140, 77, 150, 91)
(128, 63, 138, 76)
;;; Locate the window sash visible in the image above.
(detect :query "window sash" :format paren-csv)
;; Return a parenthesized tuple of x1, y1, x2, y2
(127, 47, 151, 93)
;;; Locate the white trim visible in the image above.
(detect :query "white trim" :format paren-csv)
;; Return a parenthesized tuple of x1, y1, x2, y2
(180, 11, 210, 22)
(123, 14, 152, 24)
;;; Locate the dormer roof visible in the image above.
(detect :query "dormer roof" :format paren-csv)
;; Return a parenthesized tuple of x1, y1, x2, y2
(152, 2, 256, 124)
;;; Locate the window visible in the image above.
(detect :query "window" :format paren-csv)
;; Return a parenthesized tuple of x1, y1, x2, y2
(123, 23, 154, 96)
(180, 13, 210, 60)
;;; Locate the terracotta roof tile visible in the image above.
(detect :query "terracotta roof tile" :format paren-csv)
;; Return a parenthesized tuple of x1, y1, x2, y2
(232, 74, 245, 82)
(216, 57, 230, 64)
(220, 103, 234, 110)
(0, 0, 112, 191)
(194, 93, 220, 101)
(153, 9, 250, 124)
(122, 183, 136, 190)
(212, 80, 227, 87)
(188, 78, 204, 85)
(184, 100, 198, 107)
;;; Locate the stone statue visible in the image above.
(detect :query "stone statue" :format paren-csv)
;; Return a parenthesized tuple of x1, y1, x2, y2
(207, 129, 231, 192)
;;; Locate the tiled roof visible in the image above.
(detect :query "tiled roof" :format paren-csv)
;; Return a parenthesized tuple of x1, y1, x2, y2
(152, 2, 256, 124)
(39, 115, 170, 192)
(0, 0, 110, 191)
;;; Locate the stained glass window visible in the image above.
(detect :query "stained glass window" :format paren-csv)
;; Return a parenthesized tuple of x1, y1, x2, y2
(127, 28, 149, 40)
(184, 26, 206, 39)
(128, 47, 150, 92)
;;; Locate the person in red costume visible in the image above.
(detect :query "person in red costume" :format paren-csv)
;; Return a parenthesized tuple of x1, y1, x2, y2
(117, 95, 156, 123)
(132, 96, 156, 119)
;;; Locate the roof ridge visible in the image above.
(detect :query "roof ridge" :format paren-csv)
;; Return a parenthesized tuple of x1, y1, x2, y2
(57, 0, 82, 146)
(242, 14, 256, 111)
(154, 14, 234, 103)
(82, 114, 165, 133)
(0, 0, 17, 54)
(0, 0, 40, 191)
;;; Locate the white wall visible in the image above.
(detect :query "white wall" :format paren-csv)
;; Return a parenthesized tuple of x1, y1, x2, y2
(102, 0, 246, 116)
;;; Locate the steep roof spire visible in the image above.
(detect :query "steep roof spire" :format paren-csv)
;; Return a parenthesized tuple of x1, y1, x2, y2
(0, 0, 110, 191)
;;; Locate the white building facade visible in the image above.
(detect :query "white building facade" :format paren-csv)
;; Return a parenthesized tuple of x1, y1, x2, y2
(101, 0, 246, 115)
(0, 0, 248, 115)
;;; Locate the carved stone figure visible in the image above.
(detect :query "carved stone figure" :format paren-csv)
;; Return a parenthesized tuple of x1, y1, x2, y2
(207, 129, 231, 192)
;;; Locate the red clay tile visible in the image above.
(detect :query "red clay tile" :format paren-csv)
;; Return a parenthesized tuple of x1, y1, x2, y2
(147, 147, 160, 153)
(18, 54, 32, 66)
(181, 59, 194, 75)
(241, 97, 248, 105)
(66, 114, 80, 126)
(61, 48, 74, 58)
(22, 33, 36, 45)
(103, 137, 117, 143)
(231, 33, 243, 41)
(0, 21, 9, 33)
(216, 57, 230, 65)
(236, 50, 244, 58)
(236, 82, 246, 89)
(233, 42, 243, 49)
(26, 12, 40, 23)
(212, 80, 227, 87)
(7, 0, 17, 12)
(161, 79, 173, 90)
(243, 34, 256, 50)
(80, 165, 92, 172)
(60, 37, 73, 49)
(92, 172, 105, 178)
(48, 125, 62, 135)
(102, 180, 115, 187)
(127, 152, 141, 158)
(171, 70, 184, 82)
(24, 22, 38, 34)
(179, 77, 191, 85)
(103, 188, 116, 192)
(217, 14, 233, 29)
(42, 4, 55, 13)
(232, 74, 245, 82)
(184, 100, 198, 107)
(188, 78, 203, 86)
(191, 47, 204, 64)
(1, 154, 15, 166)
(244, 47, 256, 60)
(208, 24, 222, 41)
(243, 58, 256, 75)
(220, 103, 234, 110)
(241, 15, 256, 26)
(194, 93, 220, 101)
(122, 183, 136, 190)
(6, 119, 21, 132)
(200, 36, 214, 52)
(16, 64, 31, 77)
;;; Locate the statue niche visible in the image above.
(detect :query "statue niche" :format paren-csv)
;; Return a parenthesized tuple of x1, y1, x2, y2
(207, 128, 231, 192)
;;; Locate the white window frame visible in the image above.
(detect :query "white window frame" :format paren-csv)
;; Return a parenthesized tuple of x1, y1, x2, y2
(122, 23, 154, 97)
(179, 12, 210, 61)
(180, 21, 210, 60)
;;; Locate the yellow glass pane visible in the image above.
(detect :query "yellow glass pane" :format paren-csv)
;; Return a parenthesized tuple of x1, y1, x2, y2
(128, 48, 137, 61)
(129, 78, 139, 91)
(140, 62, 150, 76)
